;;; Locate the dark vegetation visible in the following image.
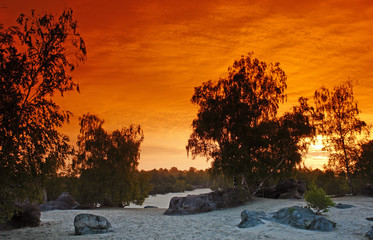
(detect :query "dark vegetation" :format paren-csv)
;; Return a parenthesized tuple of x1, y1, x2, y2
(186, 54, 316, 192)
(71, 113, 150, 207)
(144, 167, 209, 194)
(1, 9, 372, 224)
(44, 167, 231, 202)
(0, 9, 86, 222)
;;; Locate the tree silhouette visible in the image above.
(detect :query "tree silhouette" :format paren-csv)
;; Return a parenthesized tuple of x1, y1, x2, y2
(73, 113, 150, 206)
(0, 9, 86, 221)
(187, 54, 315, 191)
(356, 140, 373, 183)
(314, 81, 370, 193)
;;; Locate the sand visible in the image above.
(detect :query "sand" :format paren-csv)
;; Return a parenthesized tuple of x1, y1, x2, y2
(1, 196, 372, 240)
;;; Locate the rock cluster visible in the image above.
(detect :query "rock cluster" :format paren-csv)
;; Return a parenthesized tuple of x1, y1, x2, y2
(272, 206, 335, 231)
(74, 213, 114, 235)
(39, 192, 79, 211)
(238, 206, 336, 232)
(255, 179, 306, 199)
(164, 188, 249, 215)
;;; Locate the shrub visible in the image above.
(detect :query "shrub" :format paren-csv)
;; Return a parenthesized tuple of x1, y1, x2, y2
(304, 183, 335, 214)
(173, 180, 186, 192)
(8, 202, 40, 228)
(185, 184, 194, 191)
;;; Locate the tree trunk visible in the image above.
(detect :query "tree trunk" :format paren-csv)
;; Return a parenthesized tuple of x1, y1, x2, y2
(42, 188, 47, 203)
(341, 138, 354, 194)
(345, 158, 354, 194)
(241, 175, 249, 190)
(250, 158, 286, 196)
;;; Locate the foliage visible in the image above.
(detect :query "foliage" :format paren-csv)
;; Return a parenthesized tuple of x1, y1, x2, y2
(73, 113, 151, 207)
(146, 167, 210, 194)
(355, 140, 373, 183)
(0, 9, 86, 221)
(44, 173, 79, 202)
(314, 81, 370, 193)
(293, 168, 350, 196)
(187, 53, 315, 189)
(304, 183, 335, 214)
(209, 173, 234, 190)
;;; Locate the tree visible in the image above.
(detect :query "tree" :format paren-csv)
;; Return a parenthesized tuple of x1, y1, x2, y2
(73, 113, 151, 207)
(0, 9, 86, 221)
(314, 81, 370, 193)
(355, 140, 373, 183)
(187, 54, 315, 191)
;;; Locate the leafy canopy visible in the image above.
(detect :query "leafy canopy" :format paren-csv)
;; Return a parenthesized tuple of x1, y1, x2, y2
(0, 9, 86, 221)
(73, 113, 151, 207)
(314, 81, 370, 193)
(187, 54, 315, 187)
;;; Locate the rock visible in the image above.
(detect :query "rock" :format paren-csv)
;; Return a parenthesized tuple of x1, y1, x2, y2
(236, 206, 335, 231)
(8, 201, 41, 228)
(39, 192, 79, 211)
(309, 217, 335, 232)
(366, 226, 373, 239)
(74, 213, 114, 235)
(164, 193, 216, 215)
(255, 179, 306, 199)
(164, 188, 249, 215)
(237, 210, 266, 228)
(362, 184, 373, 197)
(272, 206, 335, 232)
(334, 203, 355, 209)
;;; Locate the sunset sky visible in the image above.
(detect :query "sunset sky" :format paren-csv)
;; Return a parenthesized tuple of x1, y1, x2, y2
(1, 0, 373, 170)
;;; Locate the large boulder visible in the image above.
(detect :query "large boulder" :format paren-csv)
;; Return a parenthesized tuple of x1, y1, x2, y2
(39, 192, 79, 211)
(164, 188, 249, 215)
(74, 213, 114, 235)
(362, 184, 373, 197)
(237, 210, 266, 228)
(272, 206, 336, 231)
(255, 179, 306, 199)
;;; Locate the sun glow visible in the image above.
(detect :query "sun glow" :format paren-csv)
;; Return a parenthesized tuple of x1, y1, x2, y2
(304, 135, 329, 170)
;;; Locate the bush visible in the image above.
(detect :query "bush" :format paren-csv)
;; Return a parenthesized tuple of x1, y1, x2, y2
(173, 180, 186, 192)
(304, 183, 335, 214)
(185, 184, 194, 191)
(9, 202, 40, 228)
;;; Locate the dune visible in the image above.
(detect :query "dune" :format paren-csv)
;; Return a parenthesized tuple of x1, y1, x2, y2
(0, 196, 372, 240)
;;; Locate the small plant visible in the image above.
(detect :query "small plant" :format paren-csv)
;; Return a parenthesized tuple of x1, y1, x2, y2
(304, 183, 335, 214)
(288, 207, 296, 214)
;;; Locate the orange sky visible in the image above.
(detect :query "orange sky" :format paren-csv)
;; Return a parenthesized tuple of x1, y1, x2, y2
(1, 0, 373, 170)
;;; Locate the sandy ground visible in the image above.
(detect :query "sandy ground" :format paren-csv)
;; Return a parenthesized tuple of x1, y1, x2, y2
(0, 196, 372, 240)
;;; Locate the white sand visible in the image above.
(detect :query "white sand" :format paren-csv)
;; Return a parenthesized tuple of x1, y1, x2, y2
(1, 196, 372, 240)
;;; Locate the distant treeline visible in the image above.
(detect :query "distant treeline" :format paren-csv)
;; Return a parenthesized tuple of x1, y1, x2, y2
(144, 167, 210, 194)
(144, 167, 236, 195)
(45, 167, 234, 204)
(45, 165, 371, 205)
